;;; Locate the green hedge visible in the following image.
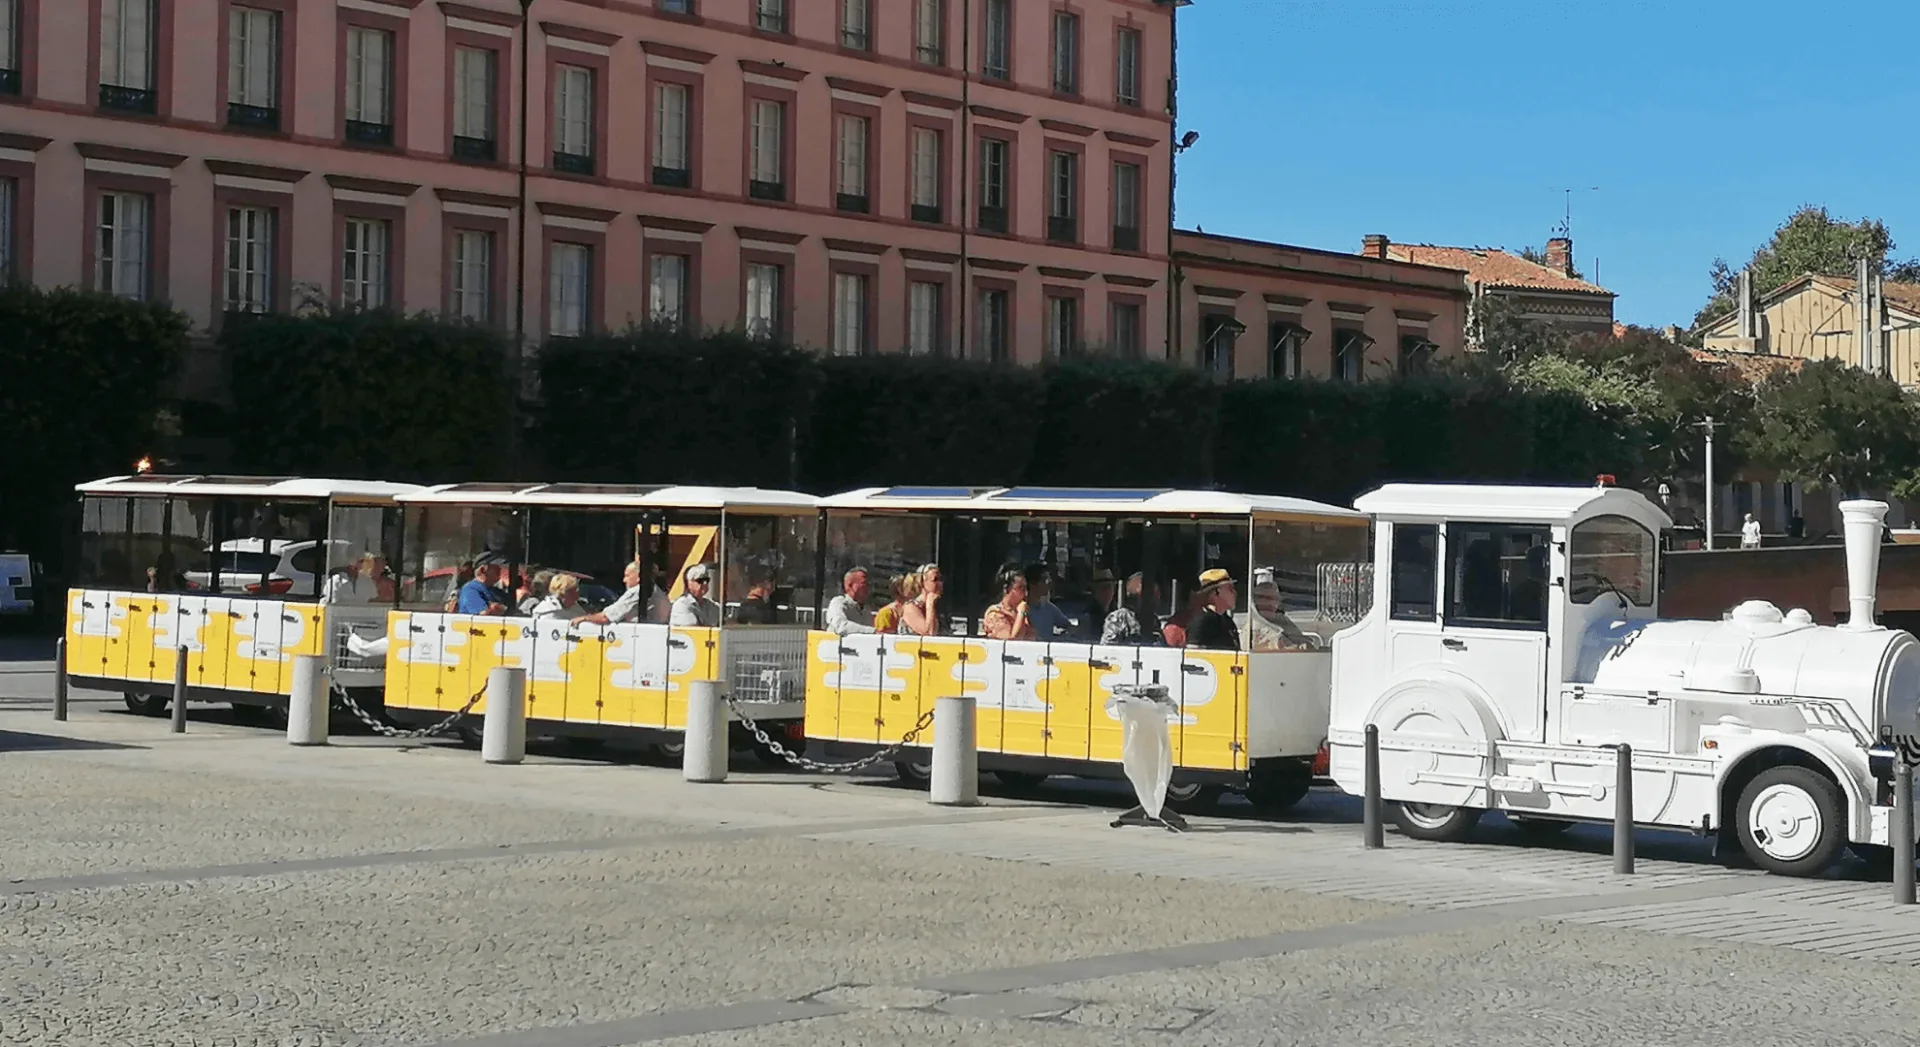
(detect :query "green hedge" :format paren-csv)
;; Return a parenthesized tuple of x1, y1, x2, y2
(0, 285, 187, 579)
(221, 308, 516, 483)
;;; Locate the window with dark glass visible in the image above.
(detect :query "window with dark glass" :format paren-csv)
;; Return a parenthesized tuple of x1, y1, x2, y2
(1111, 161, 1141, 252)
(1568, 515, 1655, 606)
(1445, 523, 1551, 628)
(754, 0, 787, 33)
(982, 0, 1010, 80)
(1389, 523, 1439, 620)
(1269, 321, 1305, 378)
(1047, 151, 1077, 243)
(1115, 27, 1141, 106)
(99, 0, 159, 113)
(977, 137, 1009, 233)
(227, 5, 282, 130)
(1051, 11, 1079, 93)
(344, 26, 395, 146)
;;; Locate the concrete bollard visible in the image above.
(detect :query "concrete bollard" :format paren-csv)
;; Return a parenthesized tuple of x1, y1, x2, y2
(930, 696, 979, 806)
(683, 680, 729, 783)
(481, 666, 527, 765)
(1613, 743, 1635, 875)
(170, 645, 190, 734)
(1363, 723, 1384, 850)
(286, 654, 329, 746)
(1896, 759, 1916, 905)
(52, 636, 68, 722)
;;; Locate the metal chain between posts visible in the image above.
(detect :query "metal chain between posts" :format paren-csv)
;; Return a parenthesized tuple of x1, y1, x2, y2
(326, 672, 485, 740)
(725, 697, 935, 774)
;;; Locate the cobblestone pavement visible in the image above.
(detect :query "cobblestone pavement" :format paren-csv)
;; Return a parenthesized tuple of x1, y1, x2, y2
(4, 652, 1920, 1047)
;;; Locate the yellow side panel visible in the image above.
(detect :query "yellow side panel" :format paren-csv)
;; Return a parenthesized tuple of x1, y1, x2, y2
(381, 611, 413, 709)
(1086, 644, 1143, 763)
(288, 604, 326, 659)
(193, 598, 233, 691)
(876, 635, 925, 744)
(99, 592, 134, 681)
(997, 639, 1051, 758)
(1041, 642, 1098, 762)
(917, 636, 996, 752)
(575, 632, 620, 725)
(391, 611, 460, 712)
(445, 615, 495, 715)
(802, 629, 844, 741)
(522, 617, 573, 723)
(832, 633, 892, 744)
(602, 624, 670, 728)
(119, 592, 165, 683)
(223, 601, 271, 695)
(1175, 648, 1248, 771)
(65, 590, 112, 682)
(663, 626, 721, 731)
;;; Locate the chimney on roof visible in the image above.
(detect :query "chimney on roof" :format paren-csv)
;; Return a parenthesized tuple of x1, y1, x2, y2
(1362, 234, 1389, 260)
(1545, 237, 1574, 277)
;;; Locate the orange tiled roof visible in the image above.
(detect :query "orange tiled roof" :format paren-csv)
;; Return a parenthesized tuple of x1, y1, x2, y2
(1385, 244, 1612, 296)
(1688, 347, 1805, 383)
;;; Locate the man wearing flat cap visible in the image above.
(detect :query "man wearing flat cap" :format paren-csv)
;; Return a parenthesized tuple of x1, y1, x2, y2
(1186, 568, 1241, 651)
(455, 554, 514, 616)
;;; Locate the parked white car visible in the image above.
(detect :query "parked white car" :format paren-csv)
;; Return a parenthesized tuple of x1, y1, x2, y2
(182, 539, 349, 598)
(0, 551, 38, 617)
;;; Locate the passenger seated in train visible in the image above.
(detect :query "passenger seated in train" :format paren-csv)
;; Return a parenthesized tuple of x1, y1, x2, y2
(1185, 569, 1241, 651)
(530, 573, 582, 618)
(981, 563, 1037, 641)
(456, 556, 514, 616)
(899, 563, 945, 636)
(873, 572, 919, 634)
(670, 563, 723, 627)
(1099, 572, 1162, 646)
(826, 567, 877, 635)
(1021, 564, 1074, 639)
(731, 566, 779, 625)
(324, 554, 382, 605)
(572, 560, 670, 626)
(1248, 567, 1317, 651)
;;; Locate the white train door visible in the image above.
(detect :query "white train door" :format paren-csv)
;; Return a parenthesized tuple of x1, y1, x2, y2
(1434, 522, 1551, 743)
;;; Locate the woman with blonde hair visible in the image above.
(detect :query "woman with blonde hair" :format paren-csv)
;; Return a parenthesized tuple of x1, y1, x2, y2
(900, 563, 945, 636)
(532, 572, 582, 617)
(873, 572, 922, 634)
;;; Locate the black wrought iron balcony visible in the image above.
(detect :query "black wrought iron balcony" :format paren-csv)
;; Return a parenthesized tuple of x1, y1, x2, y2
(227, 102, 280, 131)
(99, 83, 159, 114)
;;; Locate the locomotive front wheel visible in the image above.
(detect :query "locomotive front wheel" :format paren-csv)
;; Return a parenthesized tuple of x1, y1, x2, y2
(1392, 802, 1484, 842)
(1735, 766, 1847, 877)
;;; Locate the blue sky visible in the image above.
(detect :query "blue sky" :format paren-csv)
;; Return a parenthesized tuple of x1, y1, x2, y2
(1172, 1, 1920, 327)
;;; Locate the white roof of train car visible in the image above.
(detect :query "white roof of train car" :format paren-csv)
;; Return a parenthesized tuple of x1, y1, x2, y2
(75, 474, 422, 502)
(399, 482, 817, 512)
(1354, 482, 1674, 528)
(817, 486, 1364, 519)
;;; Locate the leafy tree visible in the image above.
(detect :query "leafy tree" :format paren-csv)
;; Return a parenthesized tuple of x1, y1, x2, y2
(1694, 205, 1920, 330)
(1746, 359, 1920, 497)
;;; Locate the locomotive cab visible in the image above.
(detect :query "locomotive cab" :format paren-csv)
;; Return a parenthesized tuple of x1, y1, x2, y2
(1327, 478, 1920, 878)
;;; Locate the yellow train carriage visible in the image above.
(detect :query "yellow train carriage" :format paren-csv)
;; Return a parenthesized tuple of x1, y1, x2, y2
(378, 483, 818, 756)
(803, 486, 1372, 812)
(66, 474, 420, 717)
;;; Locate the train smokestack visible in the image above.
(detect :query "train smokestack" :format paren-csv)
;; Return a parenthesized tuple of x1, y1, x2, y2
(1839, 499, 1890, 630)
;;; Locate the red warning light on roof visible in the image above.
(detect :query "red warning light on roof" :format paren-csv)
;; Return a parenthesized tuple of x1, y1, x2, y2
(1595, 474, 1616, 487)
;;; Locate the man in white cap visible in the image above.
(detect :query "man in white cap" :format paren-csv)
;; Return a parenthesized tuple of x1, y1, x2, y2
(670, 562, 723, 627)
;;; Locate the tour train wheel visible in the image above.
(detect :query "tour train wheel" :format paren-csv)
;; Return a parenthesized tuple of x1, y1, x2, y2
(1165, 781, 1225, 812)
(1391, 802, 1484, 842)
(894, 760, 932, 788)
(1244, 760, 1314, 816)
(1735, 765, 1847, 877)
(993, 770, 1049, 790)
(123, 692, 168, 717)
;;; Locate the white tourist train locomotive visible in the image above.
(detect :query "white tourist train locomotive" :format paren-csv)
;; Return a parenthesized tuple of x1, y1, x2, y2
(1327, 478, 1920, 877)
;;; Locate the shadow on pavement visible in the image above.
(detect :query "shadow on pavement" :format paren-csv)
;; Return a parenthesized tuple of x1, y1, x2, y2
(0, 730, 145, 753)
(0, 636, 55, 664)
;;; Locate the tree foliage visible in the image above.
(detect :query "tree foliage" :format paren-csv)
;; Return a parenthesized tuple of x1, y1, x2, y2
(0, 285, 188, 579)
(221, 307, 516, 482)
(1695, 205, 1919, 329)
(1746, 359, 1920, 498)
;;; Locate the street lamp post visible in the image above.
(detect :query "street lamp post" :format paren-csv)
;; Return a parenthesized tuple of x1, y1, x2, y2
(1697, 415, 1720, 549)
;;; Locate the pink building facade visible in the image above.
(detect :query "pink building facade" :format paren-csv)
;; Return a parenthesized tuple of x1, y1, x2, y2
(0, 0, 1175, 362)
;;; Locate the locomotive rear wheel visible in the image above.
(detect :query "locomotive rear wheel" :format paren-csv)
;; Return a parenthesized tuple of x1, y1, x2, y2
(1735, 766, 1847, 877)
(1392, 802, 1483, 842)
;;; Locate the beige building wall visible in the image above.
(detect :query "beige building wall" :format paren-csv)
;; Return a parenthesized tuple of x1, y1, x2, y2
(1702, 276, 1920, 387)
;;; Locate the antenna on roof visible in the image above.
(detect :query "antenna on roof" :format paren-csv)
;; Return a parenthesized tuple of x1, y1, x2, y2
(1550, 187, 1600, 239)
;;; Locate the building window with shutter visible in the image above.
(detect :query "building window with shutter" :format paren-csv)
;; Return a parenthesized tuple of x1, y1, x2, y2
(1047, 151, 1077, 243)
(1051, 11, 1079, 94)
(1269, 321, 1306, 378)
(450, 229, 493, 322)
(748, 99, 785, 201)
(754, 0, 787, 34)
(1333, 328, 1372, 382)
(99, 0, 158, 113)
(223, 206, 275, 313)
(1046, 296, 1079, 358)
(96, 191, 152, 300)
(452, 47, 498, 162)
(341, 218, 390, 308)
(982, 0, 1010, 80)
(1399, 333, 1437, 375)
(652, 82, 692, 188)
(552, 64, 595, 175)
(1200, 313, 1243, 378)
(977, 138, 1009, 234)
(744, 263, 782, 339)
(911, 128, 942, 223)
(549, 242, 591, 337)
(227, 6, 281, 130)
(976, 288, 1010, 362)
(835, 114, 869, 213)
(909, 282, 942, 356)
(648, 254, 689, 328)
(1110, 301, 1142, 359)
(1115, 27, 1141, 107)
(913, 0, 944, 65)
(343, 27, 395, 146)
(832, 272, 868, 356)
(1111, 161, 1141, 252)
(840, 0, 869, 50)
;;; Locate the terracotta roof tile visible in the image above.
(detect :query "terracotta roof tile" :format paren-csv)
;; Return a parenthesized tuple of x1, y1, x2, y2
(1384, 244, 1612, 296)
(1688, 347, 1805, 384)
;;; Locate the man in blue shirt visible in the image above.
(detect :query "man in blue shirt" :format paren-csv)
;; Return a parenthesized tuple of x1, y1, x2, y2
(456, 556, 513, 616)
